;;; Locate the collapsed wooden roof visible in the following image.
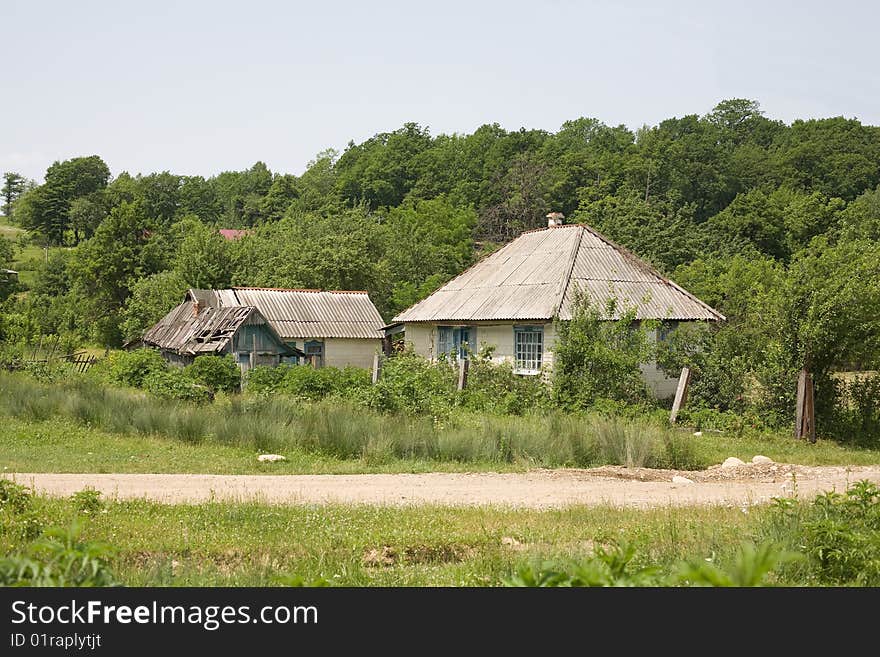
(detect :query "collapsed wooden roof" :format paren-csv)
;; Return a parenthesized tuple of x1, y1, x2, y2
(393, 224, 725, 323)
(142, 303, 299, 356)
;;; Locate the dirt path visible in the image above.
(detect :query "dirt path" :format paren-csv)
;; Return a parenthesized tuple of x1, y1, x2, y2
(5, 463, 880, 509)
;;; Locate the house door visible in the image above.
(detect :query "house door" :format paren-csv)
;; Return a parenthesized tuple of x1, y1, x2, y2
(437, 326, 474, 361)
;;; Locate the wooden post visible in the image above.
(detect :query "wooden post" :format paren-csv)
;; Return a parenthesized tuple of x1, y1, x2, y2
(371, 353, 381, 384)
(795, 368, 816, 443)
(457, 358, 469, 391)
(669, 366, 691, 425)
(250, 333, 256, 371)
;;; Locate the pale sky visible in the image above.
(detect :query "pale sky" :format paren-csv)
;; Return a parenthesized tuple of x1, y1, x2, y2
(2, 0, 878, 182)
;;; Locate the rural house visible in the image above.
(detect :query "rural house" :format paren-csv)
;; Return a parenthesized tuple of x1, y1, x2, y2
(143, 287, 386, 371)
(386, 213, 724, 398)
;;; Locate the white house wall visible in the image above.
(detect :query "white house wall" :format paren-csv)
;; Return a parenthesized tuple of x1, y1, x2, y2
(323, 338, 381, 369)
(402, 322, 677, 398)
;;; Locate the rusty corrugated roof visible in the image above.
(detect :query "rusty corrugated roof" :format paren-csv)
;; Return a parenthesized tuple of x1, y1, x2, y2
(393, 224, 724, 322)
(186, 288, 385, 339)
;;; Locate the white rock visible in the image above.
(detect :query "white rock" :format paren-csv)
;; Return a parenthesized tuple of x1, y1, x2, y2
(752, 455, 774, 465)
(721, 457, 746, 469)
(257, 454, 286, 463)
(693, 431, 703, 436)
(672, 475, 694, 485)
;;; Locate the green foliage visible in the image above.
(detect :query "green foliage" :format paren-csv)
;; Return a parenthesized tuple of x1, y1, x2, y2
(173, 216, 233, 289)
(504, 542, 662, 587)
(676, 542, 801, 586)
(799, 481, 880, 585)
(552, 296, 656, 411)
(108, 348, 168, 388)
(365, 352, 457, 415)
(143, 369, 214, 404)
(70, 487, 103, 514)
(0, 479, 32, 514)
(119, 270, 188, 343)
(186, 354, 241, 394)
(0, 523, 117, 587)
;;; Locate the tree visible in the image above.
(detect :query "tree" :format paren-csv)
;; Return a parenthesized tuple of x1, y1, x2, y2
(173, 217, 233, 289)
(1, 172, 27, 216)
(119, 270, 189, 342)
(67, 201, 155, 344)
(15, 156, 110, 244)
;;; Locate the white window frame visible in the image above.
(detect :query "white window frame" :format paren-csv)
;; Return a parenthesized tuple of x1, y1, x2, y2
(514, 325, 544, 375)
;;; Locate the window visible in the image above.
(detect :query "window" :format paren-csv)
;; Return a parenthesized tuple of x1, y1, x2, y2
(514, 325, 543, 374)
(437, 326, 475, 361)
(304, 340, 324, 368)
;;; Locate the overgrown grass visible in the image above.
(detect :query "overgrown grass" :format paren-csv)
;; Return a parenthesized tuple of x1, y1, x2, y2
(0, 372, 701, 470)
(1, 372, 877, 474)
(4, 483, 877, 586)
(0, 492, 767, 586)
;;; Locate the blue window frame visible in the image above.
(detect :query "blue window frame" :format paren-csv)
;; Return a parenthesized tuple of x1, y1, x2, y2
(514, 325, 544, 374)
(437, 326, 475, 361)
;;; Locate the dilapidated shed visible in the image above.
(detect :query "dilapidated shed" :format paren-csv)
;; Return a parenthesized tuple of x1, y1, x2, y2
(142, 302, 301, 370)
(143, 287, 385, 370)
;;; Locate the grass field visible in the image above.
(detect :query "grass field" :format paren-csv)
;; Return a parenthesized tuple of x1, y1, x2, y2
(0, 215, 65, 288)
(0, 493, 774, 586)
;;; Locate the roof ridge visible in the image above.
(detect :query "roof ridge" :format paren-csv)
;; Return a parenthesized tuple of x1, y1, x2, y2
(553, 226, 585, 318)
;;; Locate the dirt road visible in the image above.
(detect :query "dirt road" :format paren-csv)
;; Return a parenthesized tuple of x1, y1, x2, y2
(5, 463, 880, 509)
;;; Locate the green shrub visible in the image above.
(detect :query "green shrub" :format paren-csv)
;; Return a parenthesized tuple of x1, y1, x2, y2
(109, 348, 167, 388)
(70, 487, 103, 515)
(800, 480, 880, 585)
(143, 369, 213, 403)
(245, 365, 289, 394)
(0, 523, 117, 587)
(552, 296, 656, 411)
(0, 479, 32, 514)
(459, 356, 550, 415)
(824, 374, 880, 447)
(365, 352, 457, 415)
(186, 354, 241, 393)
(504, 543, 662, 587)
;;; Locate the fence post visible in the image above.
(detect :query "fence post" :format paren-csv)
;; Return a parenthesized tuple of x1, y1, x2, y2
(457, 358, 469, 391)
(795, 367, 816, 443)
(372, 353, 382, 384)
(669, 366, 691, 425)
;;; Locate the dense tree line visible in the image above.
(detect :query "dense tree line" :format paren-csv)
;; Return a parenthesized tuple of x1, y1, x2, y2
(1, 98, 879, 433)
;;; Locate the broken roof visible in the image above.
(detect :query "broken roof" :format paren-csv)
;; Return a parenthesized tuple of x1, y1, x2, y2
(393, 224, 724, 323)
(185, 287, 386, 339)
(142, 304, 298, 356)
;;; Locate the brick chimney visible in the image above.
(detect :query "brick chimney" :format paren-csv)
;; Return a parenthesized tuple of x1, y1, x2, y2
(193, 300, 201, 317)
(546, 212, 565, 228)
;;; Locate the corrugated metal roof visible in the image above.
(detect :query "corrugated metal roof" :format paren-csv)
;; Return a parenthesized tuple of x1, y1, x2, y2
(393, 224, 724, 323)
(185, 288, 385, 339)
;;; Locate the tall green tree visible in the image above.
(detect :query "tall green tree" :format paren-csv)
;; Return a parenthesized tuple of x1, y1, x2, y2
(1, 172, 28, 216)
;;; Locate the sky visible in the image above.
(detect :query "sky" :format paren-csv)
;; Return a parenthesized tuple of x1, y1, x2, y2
(2, 0, 878, 182)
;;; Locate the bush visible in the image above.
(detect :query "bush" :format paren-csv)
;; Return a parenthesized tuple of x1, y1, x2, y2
(459, 355, 550, 415)
(552, 296, 656, 411)
(186, 354, 241, 393)
(278, 365, 371, 401)
(823, 374, 880, 447)
(244, 365, 289, 394)
(109, 348, 167, 388)
(143, 369, 213, 404)
(365, 352, 457, 415)
(0, 523, 117, 587)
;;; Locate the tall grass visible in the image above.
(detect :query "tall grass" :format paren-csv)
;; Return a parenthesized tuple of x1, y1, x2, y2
(0, 372, 701, 469)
